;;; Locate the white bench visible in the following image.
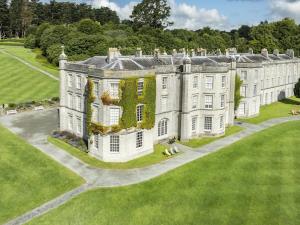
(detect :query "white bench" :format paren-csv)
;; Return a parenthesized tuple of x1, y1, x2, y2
(34, 106, 44, 111)
(6, 110, 17, 115)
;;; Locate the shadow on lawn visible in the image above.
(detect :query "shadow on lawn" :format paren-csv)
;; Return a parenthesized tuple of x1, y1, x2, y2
(279, 98, 300, 106)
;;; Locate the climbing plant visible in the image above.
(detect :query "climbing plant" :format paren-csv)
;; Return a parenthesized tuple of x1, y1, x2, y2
(86, 78, 95, 136)
(234, 74, 243, 111)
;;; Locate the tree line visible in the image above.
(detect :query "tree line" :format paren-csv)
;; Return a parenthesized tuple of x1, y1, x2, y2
(1, 0, 300, 65)
(0, 0, 119, 38)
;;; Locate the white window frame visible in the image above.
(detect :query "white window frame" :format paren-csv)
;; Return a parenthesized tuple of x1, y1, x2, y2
(193, 76, 198, 88)
(136, 104, 144, 122)
(161, 96, 168, 112)
(204, 116, 212, 131)
(92, 105, 99, 122)
(220, 115, 224, 129)
(162, 77, 168, 89)
(241, 71, 247, 81)
(192, 94, 198, 109)
(68, 113, 73, 130)
(136, 131, 143, 149)
(239, 103, 246, 115)
(67, 74, 72, 87)
(192, 116, 197, 131)
(76, 95, 81, 111)
(110, 107, 120, 126)
(76, 75, 81, 89)
(76, 116, 81, 134)
(94, 135, 99, 149)
(220, 95, 225, 108)
(253, 84, 257, 96)
(110, 135, 120, 152)
(204, 95, 213, 109)
(205, 76, 213, 89)
(68, 93, 73, 108)
(221, 76, 226, 88)
(158, 119, 168, 137)
(241, 85, 247, 97)
(137, 79, 144, 96)
(109, 82, 119, 98)
(94, 81, 99, 97)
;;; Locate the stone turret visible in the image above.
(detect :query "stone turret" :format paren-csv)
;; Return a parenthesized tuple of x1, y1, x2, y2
(261, 48, 269, 58)
(59, 46, 67, 70)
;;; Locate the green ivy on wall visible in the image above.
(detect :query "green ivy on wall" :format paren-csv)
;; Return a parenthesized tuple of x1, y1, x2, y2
(86, 78, 95, 136)
(90, 75, 156, 135)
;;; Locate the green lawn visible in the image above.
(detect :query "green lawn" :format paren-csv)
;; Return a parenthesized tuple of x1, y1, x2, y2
(28, 121, 300, 225)
(0, 46, 59, 77)
(0, 50, 58, 104)
(0, 125, 83, 224)
(179, 125, 244, 148)
(238, 97, 300, 124)
(49, 137, 172, 169)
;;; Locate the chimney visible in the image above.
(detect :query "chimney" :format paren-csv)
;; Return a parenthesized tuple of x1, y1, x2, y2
(197, 48, 207, 56)
(225, 49, 229, 57)
(135, 48, 142, 57)
(154, 48, 160, 58)
(172, 49, 177, 56)
(261, 48, 269, 58)
(273, 49, 279, 56)
(216, 49, 222, 56)
(191, 49, 195, 57)
(108, 48, 121, 62)
(248, 48, 254, 55)
(286, 49, 294, 58)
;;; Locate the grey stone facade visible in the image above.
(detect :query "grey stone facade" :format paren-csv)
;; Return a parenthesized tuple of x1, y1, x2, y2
(59, 47, 300, 162)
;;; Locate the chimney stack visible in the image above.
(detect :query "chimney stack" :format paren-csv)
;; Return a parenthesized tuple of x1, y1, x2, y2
(273, 49, 279, 56)
(107, 48, 121, 62)
(261, 48, 269, 58)
(248, 48, 254, 55)
(135, 48, 142, 57)
(286, 49, 294, 58)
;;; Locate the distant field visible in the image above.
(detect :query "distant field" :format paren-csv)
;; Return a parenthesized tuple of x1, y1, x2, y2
(0, 46, 59, 77)
(0, 50, 58, 104)
(0, 125, 83, 224)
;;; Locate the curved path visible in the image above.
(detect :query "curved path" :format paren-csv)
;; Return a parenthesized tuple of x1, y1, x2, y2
(1, 109, 300, 225)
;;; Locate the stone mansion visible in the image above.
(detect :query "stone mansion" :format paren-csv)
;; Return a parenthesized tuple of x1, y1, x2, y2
(59, 47, 300, 162)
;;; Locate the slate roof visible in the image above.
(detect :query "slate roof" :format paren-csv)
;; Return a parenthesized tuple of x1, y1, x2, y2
(78, 52, 297, 71)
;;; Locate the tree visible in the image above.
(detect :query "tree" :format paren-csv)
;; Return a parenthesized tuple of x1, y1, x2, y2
(0, 0, 9, 38)
(234, 74, 243, 112)
(294, 78, 300, 98)
(130, 0, 173, 29)
(9, 0, 22, 37)
(77, 19, 102, 35)
(94, 7, 120, 25)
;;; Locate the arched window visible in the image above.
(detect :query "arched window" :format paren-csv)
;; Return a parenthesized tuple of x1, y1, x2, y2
(158, 119, 168, 137)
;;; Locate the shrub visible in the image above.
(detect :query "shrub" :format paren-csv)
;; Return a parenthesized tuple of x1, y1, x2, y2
(24, 34, 36, 49)
(51, 97, 60, 102)
(294, 78, 300, 98)
(91, 122, 110, 135)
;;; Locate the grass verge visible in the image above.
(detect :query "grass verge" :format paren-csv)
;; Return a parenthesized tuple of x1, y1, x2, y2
(48, 137, 172, 169)
(179, 125, 244, 148)
(0, 125, 83, 224)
